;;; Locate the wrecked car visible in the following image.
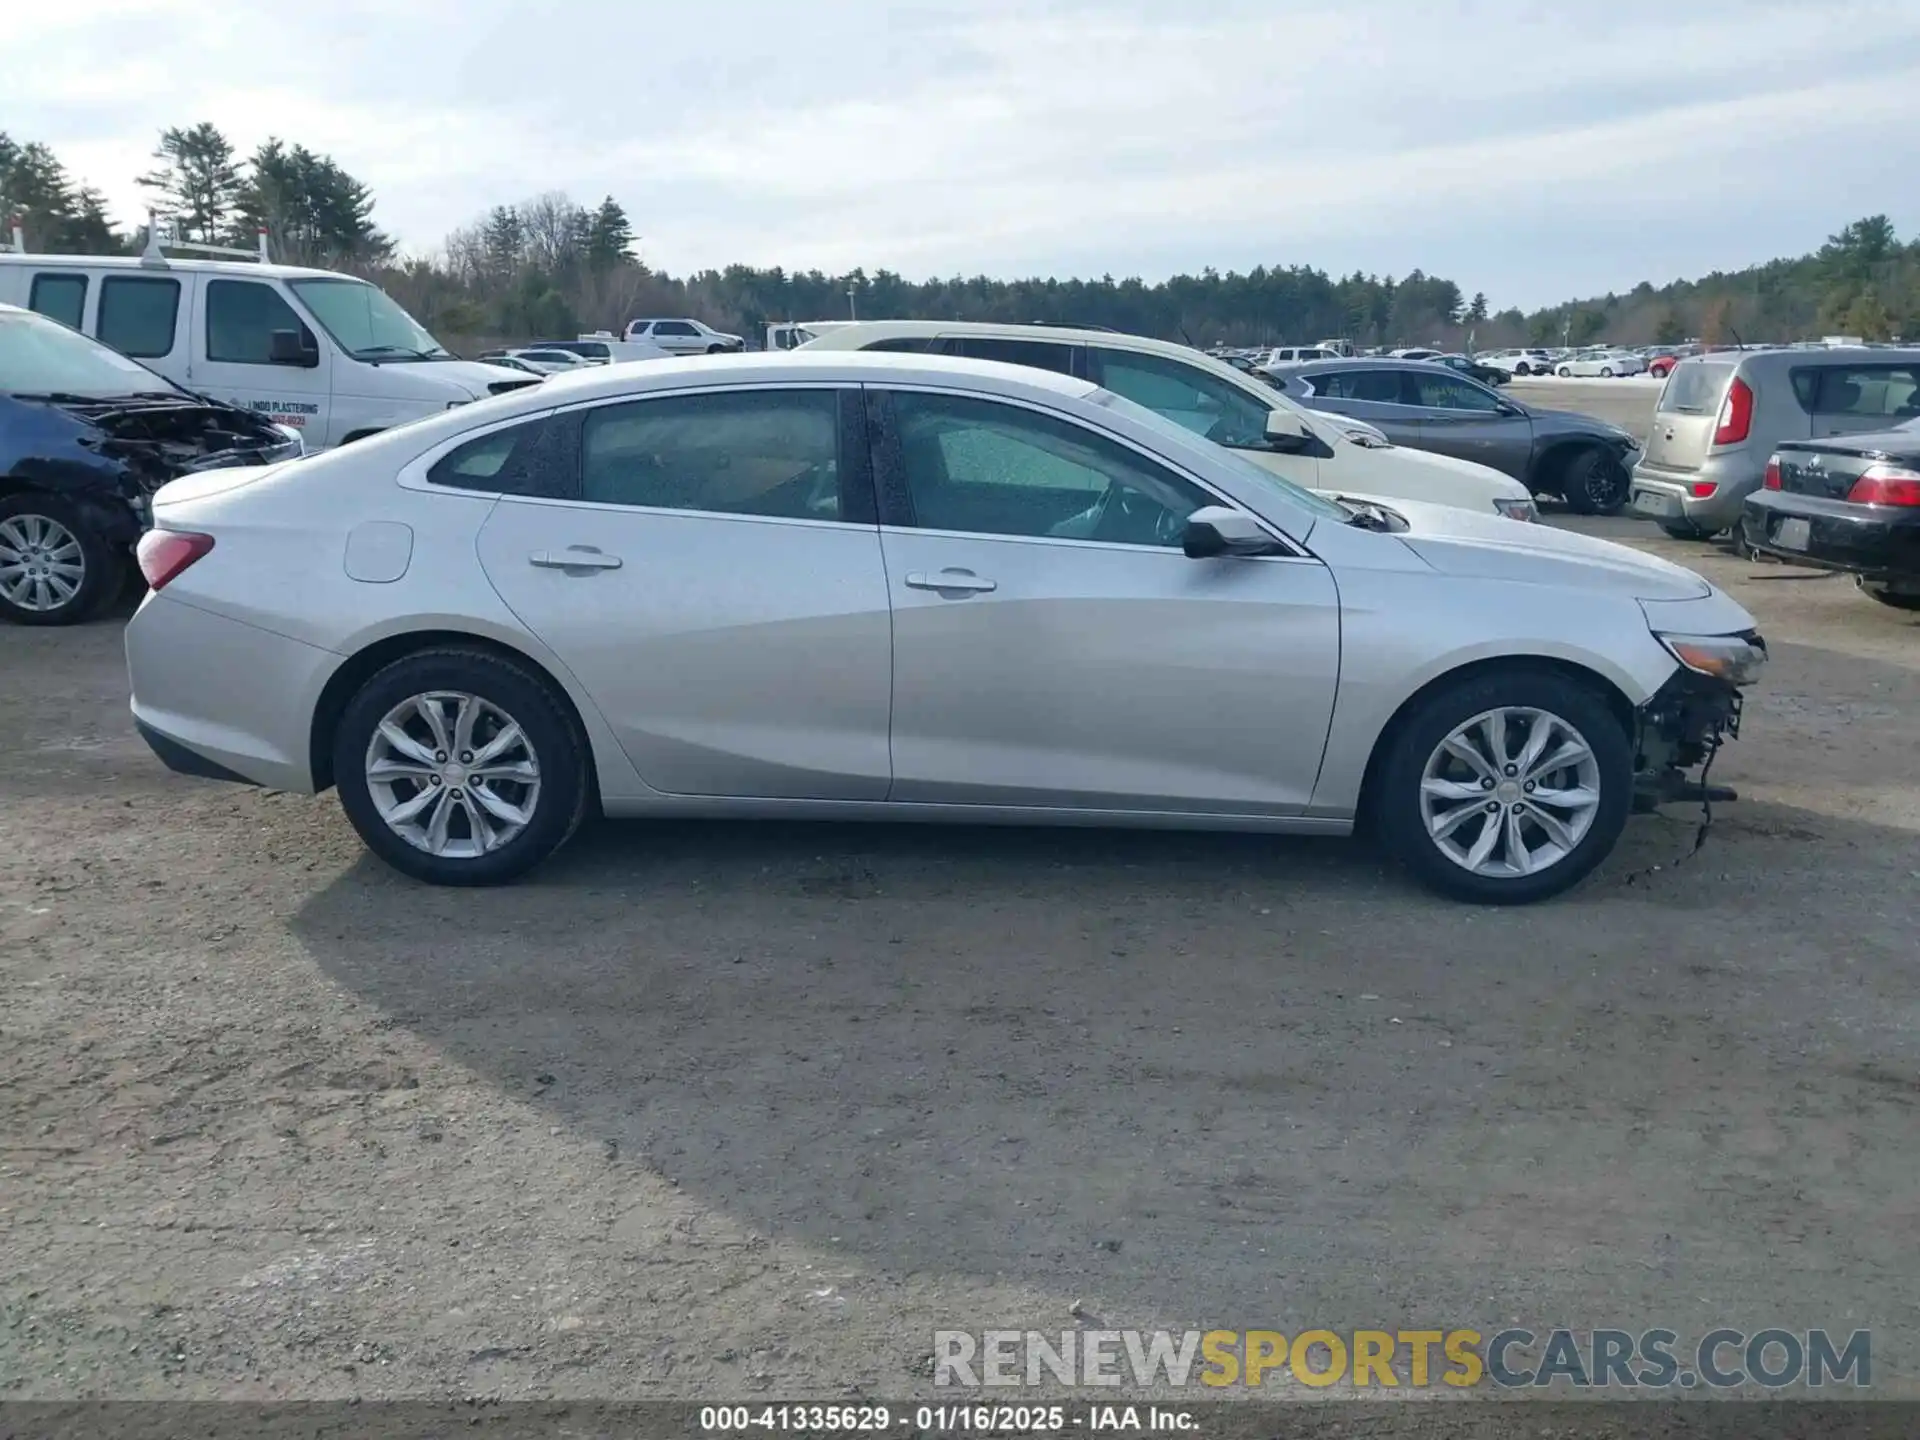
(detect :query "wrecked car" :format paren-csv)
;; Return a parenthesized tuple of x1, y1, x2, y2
(1, 301, 305, 624)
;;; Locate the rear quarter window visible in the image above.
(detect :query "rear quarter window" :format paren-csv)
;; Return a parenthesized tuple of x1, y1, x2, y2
(1657, 361, 1732, 414)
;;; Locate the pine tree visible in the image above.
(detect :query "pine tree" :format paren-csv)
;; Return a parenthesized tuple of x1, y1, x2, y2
(585, 196, 636, 270)
(1466, 292, 1489, 324)
(137, 122, 242, 243)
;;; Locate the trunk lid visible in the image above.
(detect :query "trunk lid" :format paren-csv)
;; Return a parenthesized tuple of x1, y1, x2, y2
(1642, 361, 1735, 472)
(1774, 430, 1920, 500)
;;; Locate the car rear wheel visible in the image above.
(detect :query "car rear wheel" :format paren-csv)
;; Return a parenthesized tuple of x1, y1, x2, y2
(1514, 363, 1532, 376)
(1600, 366, 1615, 378)
(1857, 576, 1920, 610)
(1374, 670, 1632, 904)
(0, 494, 123, 626)
(1658, 519, 1719, 541)
(706, 343, 727, 354)
(1556, 365, 1573, 377)
(333, 648, 590, 885)
(1559, 447, 1631, 515)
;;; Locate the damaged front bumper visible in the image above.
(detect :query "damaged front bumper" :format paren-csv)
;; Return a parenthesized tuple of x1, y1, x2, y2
(1631, 633, 1763, 812)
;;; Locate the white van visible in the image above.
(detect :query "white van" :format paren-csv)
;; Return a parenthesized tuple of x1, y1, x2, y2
(798, 320, 1540, 518)
(0, 251, 540, 448)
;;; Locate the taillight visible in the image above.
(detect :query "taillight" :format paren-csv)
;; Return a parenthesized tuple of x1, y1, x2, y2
(1689, 481, 1718, 498)
(1763, 457, 1782, 490)
(1846, 465, 1920, 507)
(136, 530, 214, 590)
(1712, 377, 1753, 446)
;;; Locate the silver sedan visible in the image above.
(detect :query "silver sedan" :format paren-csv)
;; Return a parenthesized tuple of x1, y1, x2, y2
(125, 351, 1766, 903)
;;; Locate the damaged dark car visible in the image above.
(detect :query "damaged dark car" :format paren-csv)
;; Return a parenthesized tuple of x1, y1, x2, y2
(1, 302, 305, 625)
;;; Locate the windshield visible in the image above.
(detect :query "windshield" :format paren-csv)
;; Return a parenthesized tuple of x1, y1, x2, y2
(1089, 387, 1349, 521)
(0, 309, 181, 399)
(287, 279, 452, 360)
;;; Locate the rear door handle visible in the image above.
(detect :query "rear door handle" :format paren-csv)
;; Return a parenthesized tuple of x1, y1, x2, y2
(530, 547, 622, 570)
(904, 569, 997, 594)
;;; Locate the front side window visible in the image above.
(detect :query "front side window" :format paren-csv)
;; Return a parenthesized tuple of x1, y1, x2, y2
(581, 388, 842, 521)
(1312, 369, 1409, 404)
(888, 390, 1208, 547)
(206, 279, 312, 364)
(1088, 347, 1270, 448)
(96, 276, 181, 359)
(1813, 365, 1920, 419)
(28, 273, 87, 331)
(653, 320, 700, 337)
(1408, 371, 1502, 412)
(949, 336, 1077, 375)
(287, 278, 448, 360)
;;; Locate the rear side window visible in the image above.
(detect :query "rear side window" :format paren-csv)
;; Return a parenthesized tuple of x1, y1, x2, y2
(1657, 362, 1733, 414)
(653, 321, 699, 337)
(1312, 368, 1409, 404)
(580, 388, 841, 520)
(97, 276, 181, 358)
(948, 336, 1077, 375)
(428, 418, 553, 495)
(28, 273, 87, 330)
(1811, 365, 1920, 419)
(860, 337, 943, 354)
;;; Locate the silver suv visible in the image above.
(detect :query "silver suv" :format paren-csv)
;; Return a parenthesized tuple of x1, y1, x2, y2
(1631, 347, 1920, 537)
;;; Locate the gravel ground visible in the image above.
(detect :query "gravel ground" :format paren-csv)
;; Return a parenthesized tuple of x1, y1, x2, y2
(3, 382, 1917, 1407)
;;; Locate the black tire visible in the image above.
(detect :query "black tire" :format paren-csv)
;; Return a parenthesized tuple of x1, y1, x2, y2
(1557, 365, 1573, 377)
(706, 343, 727, 354)
(1373, 668, 1633, 904)
(1857, 576, 1920, 610)
(1600, 366, 1615, 378)
(0, 492, 124, 626)
(332, 647, 590, 885)
(1658, 519, 1718, 541)
(1559, 447, 1631, 515)
(1514, 363, 1532, 376)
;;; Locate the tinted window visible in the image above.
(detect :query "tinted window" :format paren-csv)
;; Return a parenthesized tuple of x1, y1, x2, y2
(1408, 371, 1502, 411)
(652, 321, 700, 337)
(206, 279, 311, 363)
(1657, 361, 1733, 414)
(581, 389, 841, 520)
(1311, 368, 1409, 404)
(860, 337, 942, 354)
(1088, 347, 1271, 448)
(428, 419, 551, 493)
(96, 277, 181, 358)
(28, 273, 87, 330)
(1812, 365, 1920, 418)
(889, 390, 1208, 547)
(949, 336, 1077, 375)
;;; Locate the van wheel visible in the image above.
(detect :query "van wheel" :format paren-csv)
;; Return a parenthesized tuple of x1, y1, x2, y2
(1559, 448, 1630, 515)
(0, 494, 123, 626)
(1373, 668, 1632, 904)
(332, 648, 590, 885)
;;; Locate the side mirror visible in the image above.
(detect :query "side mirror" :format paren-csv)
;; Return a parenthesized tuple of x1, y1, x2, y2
(1182, 505, 1284, 559)
(270, 328, 318, 367)
(1263, 408, 1330, 457)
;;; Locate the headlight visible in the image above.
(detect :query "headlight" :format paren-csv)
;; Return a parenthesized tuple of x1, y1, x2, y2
(272, 423, 305, 455)
(1493, 496, 1538, 522)
(1657, 632, 1768, 687)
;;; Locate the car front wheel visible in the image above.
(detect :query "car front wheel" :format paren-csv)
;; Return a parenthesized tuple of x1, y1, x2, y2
(333, 648, 590, 885)
(1375, 669, 1632, 903)
(0, 494, 124, 626)
(1514, 363, 1532, 376)
(1560, 447, 1631, 515)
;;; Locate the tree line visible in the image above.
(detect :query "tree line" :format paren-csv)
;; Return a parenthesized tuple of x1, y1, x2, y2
(3, 123, 1912, 351)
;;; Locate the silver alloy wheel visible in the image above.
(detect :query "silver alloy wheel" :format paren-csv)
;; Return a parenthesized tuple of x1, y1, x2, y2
(0, 514, 86, 613)
(1419, 706, 1602, 878)
(364, 691, 542, 859)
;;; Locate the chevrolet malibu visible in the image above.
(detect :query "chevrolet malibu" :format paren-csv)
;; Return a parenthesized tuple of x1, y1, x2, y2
(125, 352, 1766, 903)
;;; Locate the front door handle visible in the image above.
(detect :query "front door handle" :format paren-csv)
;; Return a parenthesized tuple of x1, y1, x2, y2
(530, 546, 622, 571)
(904, 569, 997, 594)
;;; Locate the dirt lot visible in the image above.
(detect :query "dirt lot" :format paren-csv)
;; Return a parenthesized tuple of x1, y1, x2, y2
(3, 381, 1918, 1403)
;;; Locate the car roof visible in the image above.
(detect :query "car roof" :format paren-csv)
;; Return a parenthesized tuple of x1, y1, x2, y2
(0, 253, 360, 283)
(799, 317, 1246, 360)
(1276, 356, 1451, 373)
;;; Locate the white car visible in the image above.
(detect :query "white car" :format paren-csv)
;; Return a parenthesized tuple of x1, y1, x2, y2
(1478, 349, 1557, 378)
(798, 320, 1540, 520)
(124, 349, 1765, 904)
(529, 333, 673, 365)
(1257, 345, 1339, 367)
(484, 348, 591, 375)
(1557, 350, 1646, 378)
(623, 318, 745, 354)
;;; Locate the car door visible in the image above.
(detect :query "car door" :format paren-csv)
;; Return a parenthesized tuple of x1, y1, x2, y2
(473, 384, 894, 799)
(187, 275, 332, 444)
(1809, 363, 1920, 438)
(1293, 367, 1426, 445)
(869, 385, 1341, 813)
(648, 320, 703, 355)
(1403, 367, 1532, 474)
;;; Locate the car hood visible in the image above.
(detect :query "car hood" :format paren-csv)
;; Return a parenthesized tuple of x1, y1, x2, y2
(1529, 405, 1638, 444)
(1389, 497, 1712, 599)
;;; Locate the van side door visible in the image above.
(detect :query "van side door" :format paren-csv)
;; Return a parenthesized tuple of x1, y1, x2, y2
(186, 274, 333, 444)
(92, 272, 187, 382)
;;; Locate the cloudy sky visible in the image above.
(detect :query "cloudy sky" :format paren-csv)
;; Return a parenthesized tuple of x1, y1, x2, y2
(7, 0, 1919, 309)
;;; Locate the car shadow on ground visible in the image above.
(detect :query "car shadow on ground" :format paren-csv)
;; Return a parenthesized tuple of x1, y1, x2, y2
(290, 778, 1920, 1339)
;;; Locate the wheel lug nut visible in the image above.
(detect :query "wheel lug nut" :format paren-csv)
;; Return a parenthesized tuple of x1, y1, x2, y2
(435, 751, 447, 763)
(1480, 777, 1495, 790)
(451, 788, 464, 800)
(1485, 801, 1499, 813)
(1523, 781, 1536, 793)
(1510, 803, 1524, 813)
(460, 752, 473, 764)
(429, 775, 442, 785)
(1503, 764, 1518, 776)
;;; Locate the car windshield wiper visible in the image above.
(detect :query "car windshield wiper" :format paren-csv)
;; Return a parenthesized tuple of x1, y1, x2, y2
(352, 344, 449, 361)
